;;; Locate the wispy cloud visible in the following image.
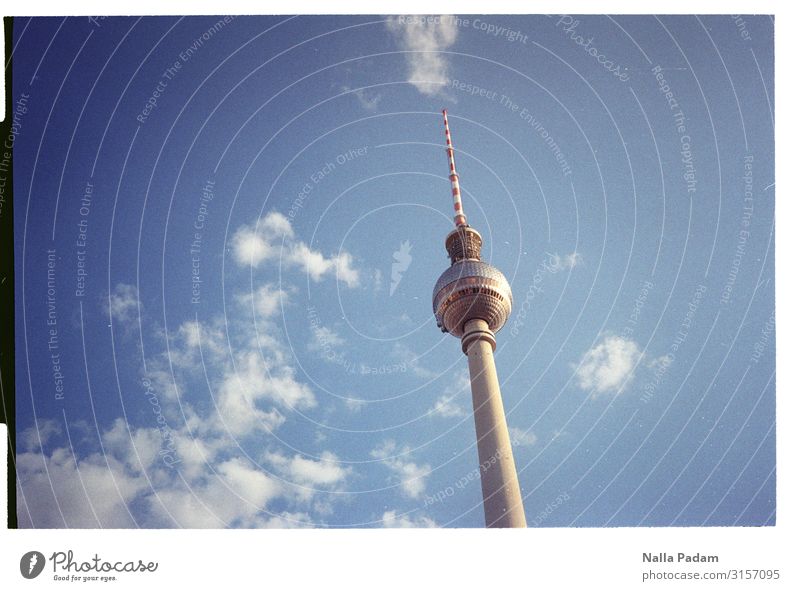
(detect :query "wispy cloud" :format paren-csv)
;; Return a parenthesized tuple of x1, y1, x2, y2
(19, 420, 62, 452)
(343, 396, 368, 412)
(427, 372, 470, 418)
(216, 351, 314, 436)
(106, 283, 140, 326)
(149, 457, 284, 528)
(308, 325, 345, 354)
(372, 269, 383, 293)
(509, 427, 537, 447)
(380, 510, 437, 528)
(429, 396, 467, 418)
(547, 251, 582, 271)
(648, 354, 673, 371)
(371, 440, 431, 499)
(342, 84, 382, 111)
(266, 451, 349, 486)
(391, 342, 436, 379)
(386, 15, 458, 97)
(257, 511, 314, 528)
(236, 283, 289, 319)
(265, 450, 351, 501)
(156, 303, 315, 439)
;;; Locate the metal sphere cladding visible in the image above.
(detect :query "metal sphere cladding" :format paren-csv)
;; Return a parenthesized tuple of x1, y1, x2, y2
(433, 227, 513, 338)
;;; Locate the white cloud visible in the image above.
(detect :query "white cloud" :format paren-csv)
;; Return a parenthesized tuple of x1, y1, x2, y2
(265, 450, 350, 502)
(236, 283, 289, 319)
(231, 211, 360, 287)
(170, 431, 226, 481)
(170, 319, 228, 369)
(146, 458, 283, 528)
(16, 448, 147, 528)
(391, 342, 436, 379)
(380, 510, 437, 528)
(427, 372, 470, 418)
(219, 457, 282, 508)
(101, 418, 164, 473)
(386, 15, 458, 97)
(372, 269, 383, 293)
(215, 389, 287, 438)
(355, 89, 382, 111)
(232, 229, 271, 267)
(573, 335, 642, 396)
(286, 243, 331, 281)
(371, 440, 430, 499)
(256, 511, 315, 528)
(547, 252, 582, 271)
(214, 350, 314, 437)
(162, 312, 315, 439)
(648, 354, 673, 370)
(342, 84, 382, 111)
(343, 397, 367, 412)
(231, 212, 291, 268)
(308, 325, 345, 354)
(19, 419, 62, 452)
(509, 427, 537, 447)
(333, 252, 360, 288)
(107, 283, 140, 325)
(429, 396, 466, 418)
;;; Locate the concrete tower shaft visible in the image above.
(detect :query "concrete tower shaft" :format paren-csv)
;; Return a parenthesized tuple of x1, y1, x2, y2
(463, 318, 527, 528)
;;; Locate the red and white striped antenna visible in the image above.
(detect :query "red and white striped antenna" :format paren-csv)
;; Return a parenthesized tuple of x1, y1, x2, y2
(442, 109, 468, 228)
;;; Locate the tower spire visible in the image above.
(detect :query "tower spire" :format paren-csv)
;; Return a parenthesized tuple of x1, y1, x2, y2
(442, 109, 468, 227)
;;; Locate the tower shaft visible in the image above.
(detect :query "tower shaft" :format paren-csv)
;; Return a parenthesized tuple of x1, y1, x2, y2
(462, 319, 527, 528)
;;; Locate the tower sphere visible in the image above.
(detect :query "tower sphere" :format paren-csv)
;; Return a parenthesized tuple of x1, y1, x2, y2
(433, 255, 513, 338)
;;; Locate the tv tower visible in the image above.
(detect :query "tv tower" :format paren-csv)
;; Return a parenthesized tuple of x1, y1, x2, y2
(432, 110, 527, 528)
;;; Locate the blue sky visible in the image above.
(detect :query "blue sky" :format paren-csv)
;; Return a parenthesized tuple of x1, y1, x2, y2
(13, 14, 774, 528)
